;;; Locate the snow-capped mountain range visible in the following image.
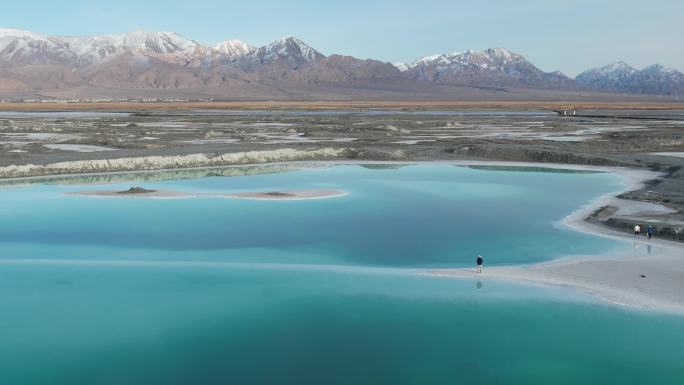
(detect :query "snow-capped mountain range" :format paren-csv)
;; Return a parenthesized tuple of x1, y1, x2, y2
(213, 40, 253, 58)
(576, 61, 684, 96)
(0, 28, 328, 68)
(0, 28, 681, 98)
(395, 48, 576, 89)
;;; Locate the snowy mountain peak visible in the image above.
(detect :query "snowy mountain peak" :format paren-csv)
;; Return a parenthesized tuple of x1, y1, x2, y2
(458, 48, 524, 64)
(599, 61, 636, 74)
(0, 28, 50, 40)
(0, 28, 327, 70)
(608, 61, 632, 69)
(576, 61, 684, 95)
(247, 36, 324, 68)
(576, 62, 637, 82)
(393, 62, 409, 72)
(113, 30, 199, 54)
(401, 47, 573, 90)
(269, 36, 322, 62)
(213, 39, 253, 58)
(642, 64, 680, 75)
(0, 28, 74, 65)
(413, 54, 444, 67)
(58, 30, 200, 64)
(483, 48, 519, 61)
(644, 63, 665, 71)
(406, 47, 527, 70)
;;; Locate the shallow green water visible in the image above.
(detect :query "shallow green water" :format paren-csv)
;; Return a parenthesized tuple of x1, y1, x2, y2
(1, 164, 682, 385)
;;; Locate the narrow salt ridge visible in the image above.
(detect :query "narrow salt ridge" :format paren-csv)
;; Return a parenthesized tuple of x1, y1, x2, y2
(0, 258, 416, 277)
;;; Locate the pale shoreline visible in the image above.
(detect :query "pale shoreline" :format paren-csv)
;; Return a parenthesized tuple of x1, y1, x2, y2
(412, 161, 684, 314)
(6, 159, 684, 313)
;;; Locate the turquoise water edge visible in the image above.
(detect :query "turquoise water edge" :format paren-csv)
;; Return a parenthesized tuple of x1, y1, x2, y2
(1, 164, 682, 385)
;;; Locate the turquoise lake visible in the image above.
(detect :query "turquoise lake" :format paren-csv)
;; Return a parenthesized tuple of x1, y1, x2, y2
(1, 164, 683, 384)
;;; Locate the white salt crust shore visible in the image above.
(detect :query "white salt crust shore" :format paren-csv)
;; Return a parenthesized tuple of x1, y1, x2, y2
(408, 161, 684, 314)
(3, 159, 684, 313)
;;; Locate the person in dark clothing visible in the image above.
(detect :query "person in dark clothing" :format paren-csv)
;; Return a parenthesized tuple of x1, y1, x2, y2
(647, 225, 654, 239)
(476, 255, 483, 274)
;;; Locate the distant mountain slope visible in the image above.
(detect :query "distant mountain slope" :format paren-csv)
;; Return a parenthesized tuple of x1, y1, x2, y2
(78, 53, 212, 89)
(286, 55, 404, 84)
(577, 62, 684, 95)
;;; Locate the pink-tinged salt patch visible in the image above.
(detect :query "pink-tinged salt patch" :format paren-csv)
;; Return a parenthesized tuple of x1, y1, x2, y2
(67, 188, 347, 201)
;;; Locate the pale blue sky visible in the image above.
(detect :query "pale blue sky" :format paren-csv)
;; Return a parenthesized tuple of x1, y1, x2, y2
(2, 0, 682, 76)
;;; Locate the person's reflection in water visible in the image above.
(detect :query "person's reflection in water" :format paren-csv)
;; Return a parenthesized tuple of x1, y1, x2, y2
(647, 244, 652, 254)
(476, 280, 483, 290)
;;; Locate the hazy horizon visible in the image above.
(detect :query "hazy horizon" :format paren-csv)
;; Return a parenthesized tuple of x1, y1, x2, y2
(1, 0, 682, 76)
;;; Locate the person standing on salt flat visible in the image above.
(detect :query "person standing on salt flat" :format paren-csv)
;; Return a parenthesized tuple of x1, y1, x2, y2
(634, 224, 641, 237)
(647, 225, 655, 240)
(476, 255, 483, 274)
